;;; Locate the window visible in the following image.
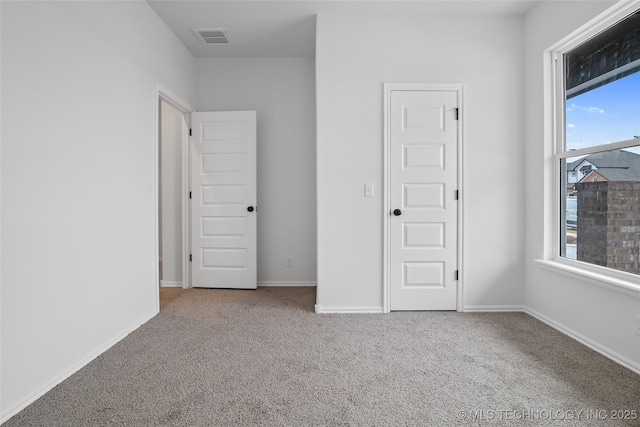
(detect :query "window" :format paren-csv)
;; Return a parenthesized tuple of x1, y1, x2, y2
(556, 7, 640, 278)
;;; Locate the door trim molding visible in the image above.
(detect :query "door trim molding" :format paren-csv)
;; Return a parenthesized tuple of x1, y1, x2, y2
(382, 83, 465, 313)
(156, 86, 194, 295)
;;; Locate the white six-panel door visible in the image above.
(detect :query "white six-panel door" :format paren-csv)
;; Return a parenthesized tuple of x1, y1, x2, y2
(388, 88, 459, 310)
(190, 111, 257, 289)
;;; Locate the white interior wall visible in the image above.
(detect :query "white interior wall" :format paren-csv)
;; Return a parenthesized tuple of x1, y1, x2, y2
(196, 58, 317, 285)
(160, 100, 184, 287)
(315, 13, 525, 311)
(523, 0, 640, 371)
(0, 1, 195, 421)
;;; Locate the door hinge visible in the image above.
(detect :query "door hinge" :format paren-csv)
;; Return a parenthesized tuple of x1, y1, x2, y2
(189, 191, 192, 199)
(454, 108, 459, 120)
(189, 254, 192, 262)
(189, 128, 192, 136)
(455, 190, 459, 200)
(455, 270, 459, 281)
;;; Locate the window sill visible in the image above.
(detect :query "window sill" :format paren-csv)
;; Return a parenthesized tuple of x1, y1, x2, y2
(535, 259, 640, 299)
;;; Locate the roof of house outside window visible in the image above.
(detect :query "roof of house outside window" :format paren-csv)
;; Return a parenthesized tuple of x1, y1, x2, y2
(572, 149, 640, 182)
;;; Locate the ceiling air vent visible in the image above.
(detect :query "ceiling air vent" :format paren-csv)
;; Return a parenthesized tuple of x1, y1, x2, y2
(192, 28, 231, 45)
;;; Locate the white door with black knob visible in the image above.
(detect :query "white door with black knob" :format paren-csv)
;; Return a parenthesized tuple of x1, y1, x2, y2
(387, 86, 460, 310)
(190, 111, 257, 289)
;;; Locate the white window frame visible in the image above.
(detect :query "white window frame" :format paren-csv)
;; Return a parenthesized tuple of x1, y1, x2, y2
(536, 0, 640, 298)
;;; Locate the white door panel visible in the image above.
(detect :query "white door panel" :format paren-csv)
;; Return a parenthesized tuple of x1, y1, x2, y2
(389, 90, 458, 310)
(191, 111, 257, 289)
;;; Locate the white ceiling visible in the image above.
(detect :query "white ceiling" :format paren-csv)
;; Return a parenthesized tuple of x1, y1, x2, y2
(147, 0, 539, 58)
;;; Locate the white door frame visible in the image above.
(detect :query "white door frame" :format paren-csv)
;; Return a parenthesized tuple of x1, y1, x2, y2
(383, 83, 465, 313)
(156, 86, 194, 299)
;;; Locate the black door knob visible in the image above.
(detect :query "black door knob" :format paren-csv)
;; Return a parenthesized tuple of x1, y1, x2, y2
(247, 206, 255, 212)
(393, 209, 402, 216)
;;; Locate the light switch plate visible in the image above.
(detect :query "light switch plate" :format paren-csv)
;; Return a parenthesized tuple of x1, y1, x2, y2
(365, 183, 374, 197)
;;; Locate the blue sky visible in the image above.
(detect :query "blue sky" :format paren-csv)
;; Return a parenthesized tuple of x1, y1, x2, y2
(565, 71, 640, 150)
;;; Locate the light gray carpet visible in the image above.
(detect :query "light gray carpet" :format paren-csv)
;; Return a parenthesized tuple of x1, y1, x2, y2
(6, 287, 639, 426)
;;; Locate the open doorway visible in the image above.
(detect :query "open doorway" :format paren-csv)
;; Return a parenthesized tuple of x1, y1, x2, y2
(158, 96, 190, 308)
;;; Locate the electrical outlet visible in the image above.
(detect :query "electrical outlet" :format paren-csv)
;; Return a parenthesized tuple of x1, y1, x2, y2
(286, 256, 293, 268)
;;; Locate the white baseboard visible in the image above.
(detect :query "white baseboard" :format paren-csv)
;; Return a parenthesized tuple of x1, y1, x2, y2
(160, 281, 183, 287)
(315, 304, 384, 314)
(525, 307, 640, 375)
(258, 281, 316, 287)
(0, 309, 158, 425)
(463, 305, 525, 312)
